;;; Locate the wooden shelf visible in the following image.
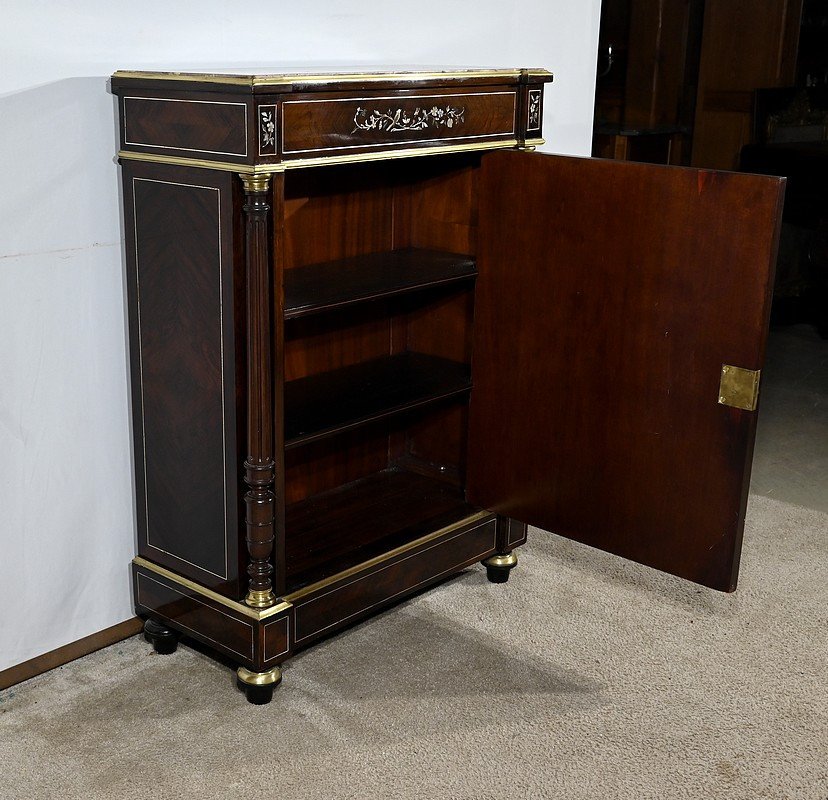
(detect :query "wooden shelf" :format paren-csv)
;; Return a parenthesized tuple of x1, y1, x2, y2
(285, 468, 480, 591)
(284, 248, 476, 320)
(284, 352, 471, 449)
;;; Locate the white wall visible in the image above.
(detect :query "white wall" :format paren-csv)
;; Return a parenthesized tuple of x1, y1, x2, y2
(0, 0, 601, 672)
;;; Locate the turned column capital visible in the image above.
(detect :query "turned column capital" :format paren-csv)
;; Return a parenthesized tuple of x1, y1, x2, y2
(239, 172, 272, 195)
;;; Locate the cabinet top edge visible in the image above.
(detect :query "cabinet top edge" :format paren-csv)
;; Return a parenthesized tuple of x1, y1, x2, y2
(111, 67, 554, 93)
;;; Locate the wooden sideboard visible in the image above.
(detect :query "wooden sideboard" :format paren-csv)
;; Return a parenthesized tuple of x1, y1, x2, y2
(112, 67, 784, 704)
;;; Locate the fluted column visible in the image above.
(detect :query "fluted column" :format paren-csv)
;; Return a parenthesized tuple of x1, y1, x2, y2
(240, 172, 276, 608)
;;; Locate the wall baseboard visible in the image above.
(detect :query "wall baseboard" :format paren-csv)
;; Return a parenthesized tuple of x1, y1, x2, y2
(0, 617, 144, 691)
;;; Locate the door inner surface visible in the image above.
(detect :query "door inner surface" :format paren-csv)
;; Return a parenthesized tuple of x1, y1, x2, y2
(467, 151, 784, 590)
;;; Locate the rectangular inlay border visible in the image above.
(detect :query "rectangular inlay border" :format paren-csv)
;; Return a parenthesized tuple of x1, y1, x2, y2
(281, 91, 517, 154)
(124, 96, 249, 157)
(132, 178, 229, 580)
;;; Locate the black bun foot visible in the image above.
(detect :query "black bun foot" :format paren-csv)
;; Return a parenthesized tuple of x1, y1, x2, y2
(486, 565, 512, 583)
(143, 618, 179, 655)
(482, 551, 518, 584)
(236, 667, 281, 705)
(237, 678, 275, 705)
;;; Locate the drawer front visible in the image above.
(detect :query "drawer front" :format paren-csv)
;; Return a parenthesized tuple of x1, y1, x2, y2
(281, 89, 518, 158)
(291, 516, 497, 646)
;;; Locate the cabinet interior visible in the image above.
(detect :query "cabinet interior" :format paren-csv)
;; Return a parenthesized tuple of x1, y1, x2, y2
(281, 154, 483, 591)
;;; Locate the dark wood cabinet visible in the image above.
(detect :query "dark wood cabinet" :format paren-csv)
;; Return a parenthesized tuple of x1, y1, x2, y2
(112, 67, 784, 704)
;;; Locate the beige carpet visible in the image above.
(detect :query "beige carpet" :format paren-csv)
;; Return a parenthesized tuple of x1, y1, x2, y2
(1, 494, 826, 799)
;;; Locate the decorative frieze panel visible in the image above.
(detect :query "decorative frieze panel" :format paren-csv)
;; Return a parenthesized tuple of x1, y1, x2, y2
(281, 90, 517, 157)
(352, 104, 466, 133)
(123, 96, 249, 158)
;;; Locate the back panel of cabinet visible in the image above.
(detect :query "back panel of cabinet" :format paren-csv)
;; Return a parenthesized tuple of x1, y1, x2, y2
(281, 157, 481, 503)
(280, 157, 483, 592)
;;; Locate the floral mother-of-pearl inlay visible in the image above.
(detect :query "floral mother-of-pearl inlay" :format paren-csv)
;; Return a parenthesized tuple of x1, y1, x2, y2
(527, 89, 542, 131)
(260, 109, 276, 148)
(352, 105, 466, 134)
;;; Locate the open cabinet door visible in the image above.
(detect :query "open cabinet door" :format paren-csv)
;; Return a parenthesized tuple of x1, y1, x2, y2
(466, 151, 785, 591)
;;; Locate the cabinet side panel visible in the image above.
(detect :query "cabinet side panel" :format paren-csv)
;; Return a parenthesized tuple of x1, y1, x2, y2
(123, 162, 241, 593)
(117, 88, 253, 166)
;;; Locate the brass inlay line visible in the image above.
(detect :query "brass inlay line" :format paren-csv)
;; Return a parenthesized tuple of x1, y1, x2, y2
(132, 556, 291, 621)
(118, 138, 522, 174)
(132, 178, 231, 581)
(263, 617, 291, 663)
(137, 573, 254, 659)
(113, 69, 554, 87)
(291, 520, 497, 644)
(284, 510, 493, 602)
(123, 96, 248, 157)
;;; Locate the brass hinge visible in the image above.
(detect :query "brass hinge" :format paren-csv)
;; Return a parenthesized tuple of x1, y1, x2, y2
(718, 364, 761, 411)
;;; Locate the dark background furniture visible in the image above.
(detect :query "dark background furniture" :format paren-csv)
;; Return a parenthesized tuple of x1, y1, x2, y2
(742, 137, 828, 336)
(594, 0, 828, 335)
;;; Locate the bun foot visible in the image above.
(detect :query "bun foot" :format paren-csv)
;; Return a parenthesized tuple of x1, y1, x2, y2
(143, 618, 179, 654)
(237, 666, 281, 705)
(482, 551, 518, 583)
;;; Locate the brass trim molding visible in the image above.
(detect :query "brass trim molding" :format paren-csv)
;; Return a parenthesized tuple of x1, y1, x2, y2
(239, 173, 271, 193)
(284, 138, 519, 168)
(117, 151, 273, 174)
(134, 512, 493, 617)
(114, 70, 254, 86)
(118, 138, 521, 175)
(113, 68, 554, 88)
(237, 666, 282, 686)
(134, 513, 492, 619)
(245, 588, 277, 608)
(285, 510, 493, 602)
(254, 68, 551, 87)
(482, 551, 518, 569)
(132, 556, 291, 621)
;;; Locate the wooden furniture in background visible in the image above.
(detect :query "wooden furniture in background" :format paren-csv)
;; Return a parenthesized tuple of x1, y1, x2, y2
(742, 139, 828, 336)
(691, 0, 803, 169)
(594, 0, 814, 169)
(112, 67, 784, 704)
(592, 0, 704, 164)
